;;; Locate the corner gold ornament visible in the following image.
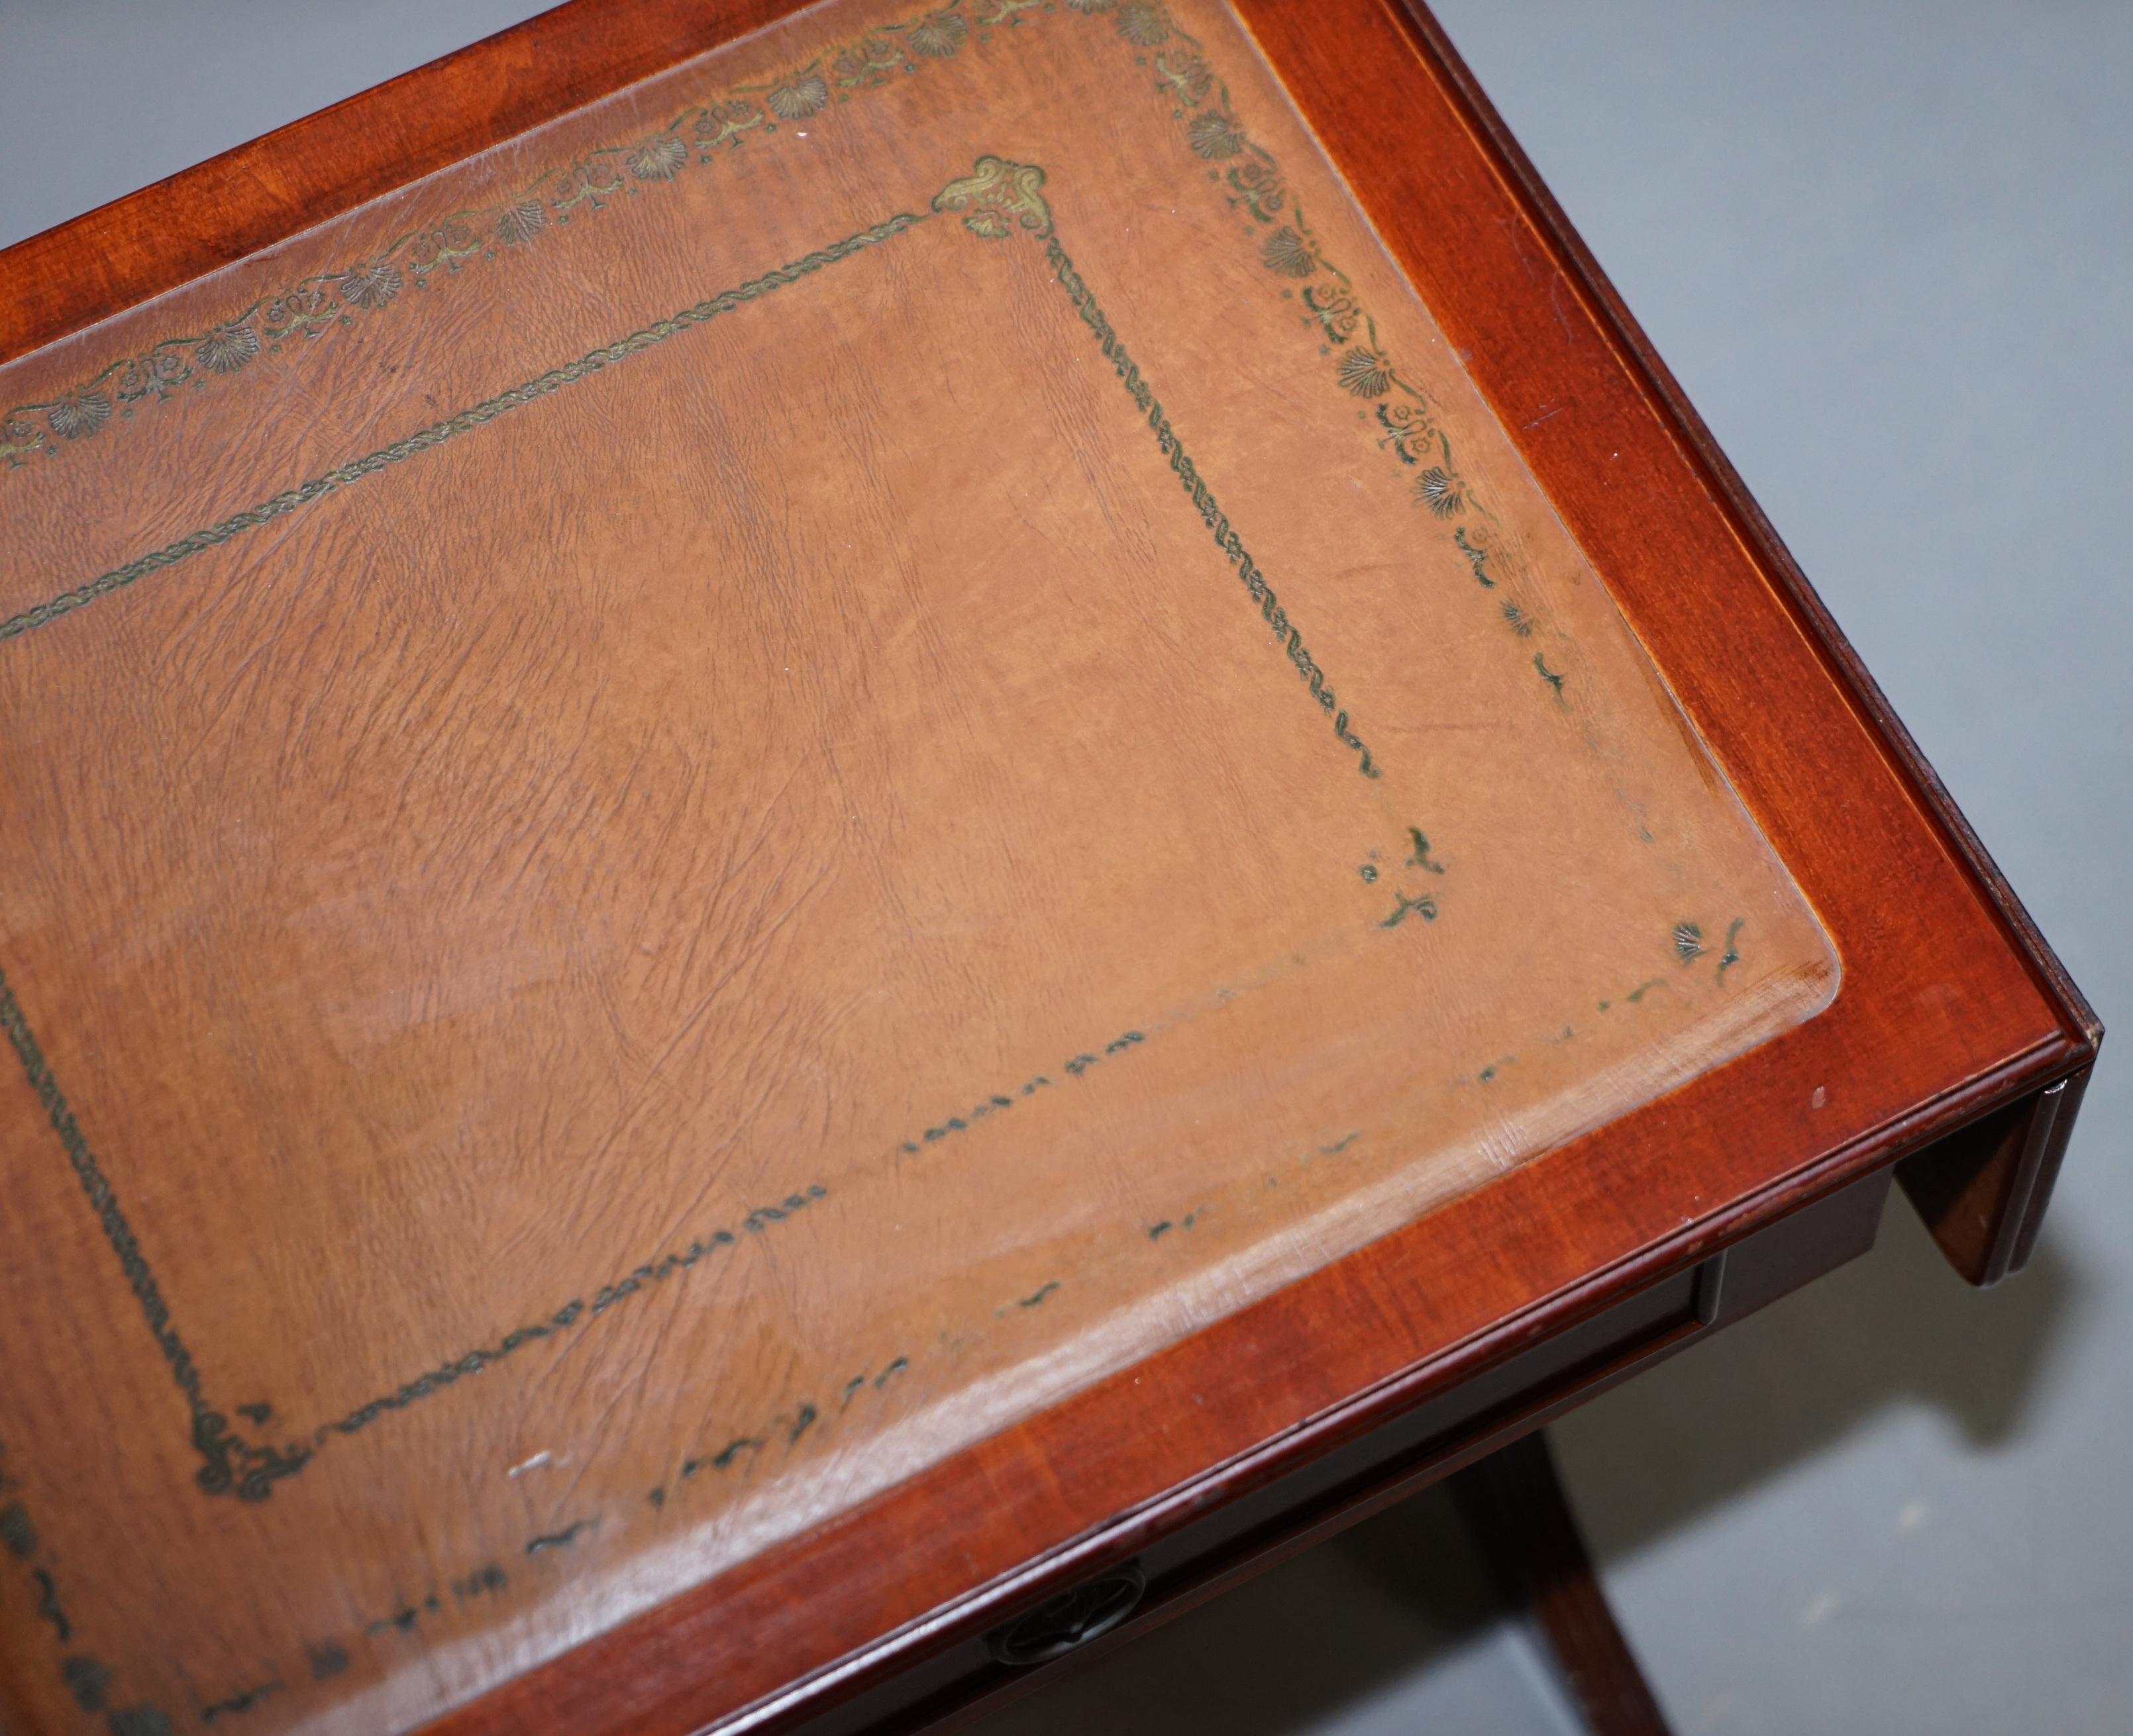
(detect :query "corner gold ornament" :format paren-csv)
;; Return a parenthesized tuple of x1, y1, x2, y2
(932, 156, 1054, 240)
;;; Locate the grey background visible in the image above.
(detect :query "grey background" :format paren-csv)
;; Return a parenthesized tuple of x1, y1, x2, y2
(3, 2, 2125, 1732)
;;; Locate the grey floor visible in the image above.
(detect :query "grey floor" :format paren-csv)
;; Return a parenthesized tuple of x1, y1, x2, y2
(3, 3, 2126, 1732)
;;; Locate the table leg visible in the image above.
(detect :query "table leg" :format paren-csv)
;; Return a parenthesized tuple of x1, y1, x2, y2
(1445, 1429, 1674, 1736)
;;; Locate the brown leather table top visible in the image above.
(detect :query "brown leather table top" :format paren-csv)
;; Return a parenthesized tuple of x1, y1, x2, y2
(0, 4, 1847, 1731)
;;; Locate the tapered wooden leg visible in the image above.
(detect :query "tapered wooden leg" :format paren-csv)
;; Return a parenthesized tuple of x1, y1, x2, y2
(1445, 1429, 1674, 1736)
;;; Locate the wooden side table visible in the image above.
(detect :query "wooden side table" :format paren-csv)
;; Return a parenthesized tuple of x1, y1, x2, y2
(0, 2, 2095, 1733)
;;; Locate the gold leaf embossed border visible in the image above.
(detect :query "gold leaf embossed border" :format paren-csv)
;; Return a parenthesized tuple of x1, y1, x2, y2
(1100, 1, 1569, 702)
(0, 143, 1443, 1515)
(0, 32, 1764, 1691)
(0, 0, 1022, 471)
(1, 0, 1569, 708)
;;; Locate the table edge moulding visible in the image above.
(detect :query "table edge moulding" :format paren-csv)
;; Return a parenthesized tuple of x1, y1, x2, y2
(0, 2, 2099, 1735)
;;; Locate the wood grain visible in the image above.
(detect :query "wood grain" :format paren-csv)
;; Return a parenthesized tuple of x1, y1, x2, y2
(1447, 1431, 1673, 1735)
(0, 1, 2098, 1733)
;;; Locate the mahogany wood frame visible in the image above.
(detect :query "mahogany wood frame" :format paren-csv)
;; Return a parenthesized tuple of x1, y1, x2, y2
(1447, 1431, 1672, 1735)
(0, 1, 2099, 1731)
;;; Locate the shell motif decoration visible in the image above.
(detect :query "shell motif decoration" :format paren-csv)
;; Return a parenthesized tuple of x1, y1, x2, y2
(908, 11, 968, 57)
(195, 323, 261, 376)
(495, 200, 547, 246)
(626, 135, 690, 181)
(766, 74, 830, 120)
(1261, 225, 1316, 278)
(337, 261, 403, 311)
(1117, 3, 1171, 46)
(47, 395, 111, 441)
(1335, 348, 1394, 399)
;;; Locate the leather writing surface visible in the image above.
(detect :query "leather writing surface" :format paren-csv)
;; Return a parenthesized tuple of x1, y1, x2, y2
(0, 1, 1833, 1729)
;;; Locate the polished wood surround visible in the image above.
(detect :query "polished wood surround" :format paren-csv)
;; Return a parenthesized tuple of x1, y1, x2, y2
(0, 3, 2097, 1734)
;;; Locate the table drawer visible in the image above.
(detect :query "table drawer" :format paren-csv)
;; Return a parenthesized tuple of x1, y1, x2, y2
(792, 1166, 1891, 1736)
